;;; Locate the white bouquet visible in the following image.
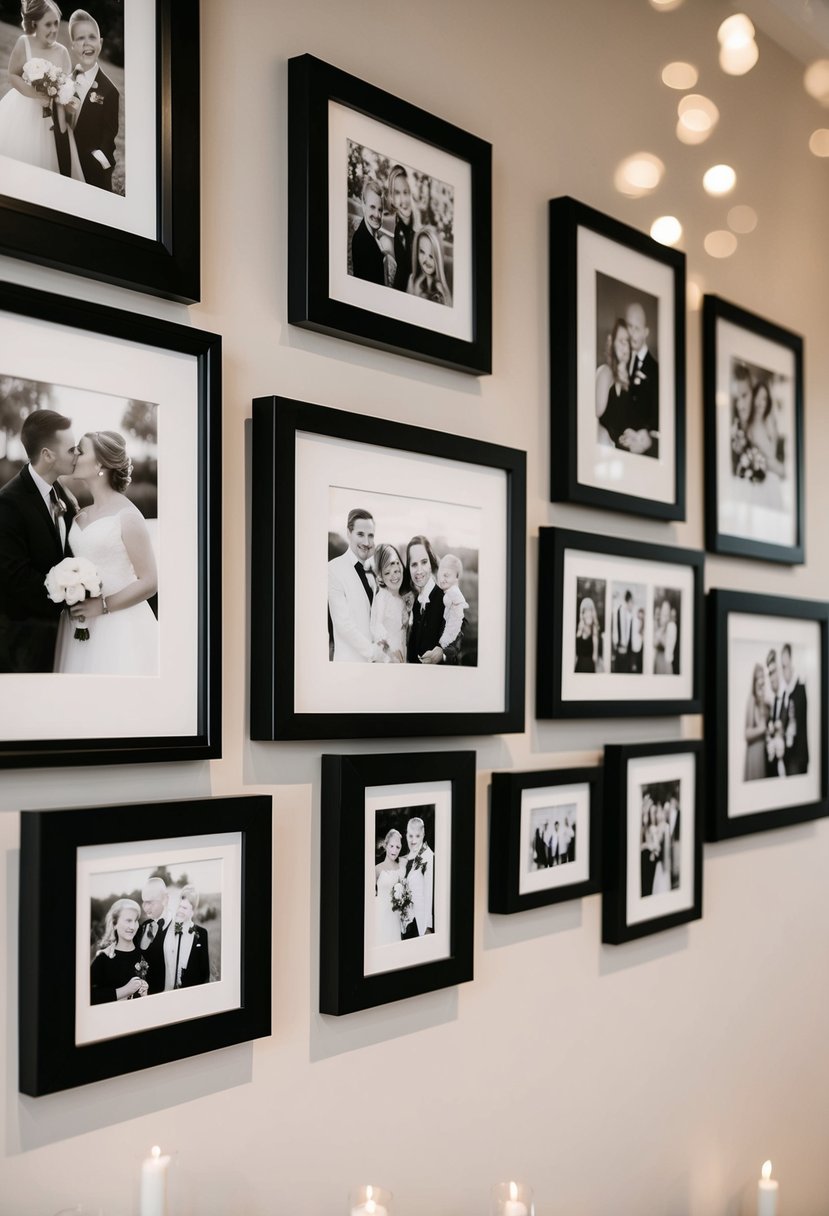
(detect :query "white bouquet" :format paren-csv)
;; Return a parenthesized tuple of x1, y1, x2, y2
(45, 556, 102, 641)
(22, 57, 77, 118)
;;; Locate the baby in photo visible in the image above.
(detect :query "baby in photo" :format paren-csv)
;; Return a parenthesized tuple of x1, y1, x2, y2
(437, 553, 468, 659)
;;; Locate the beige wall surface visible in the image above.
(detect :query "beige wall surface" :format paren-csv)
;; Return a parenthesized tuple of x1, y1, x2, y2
(1, 0, 829, 1212)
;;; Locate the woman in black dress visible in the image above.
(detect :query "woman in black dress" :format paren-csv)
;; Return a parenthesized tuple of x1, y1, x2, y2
(387, 164, 417, 293)
(89, 897, 149, 1004)
(575, 596, 599, 672)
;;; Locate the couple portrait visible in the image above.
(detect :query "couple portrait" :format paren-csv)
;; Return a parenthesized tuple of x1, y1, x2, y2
(0, 0, 123, 193)
(640, 780, 681, 898)
(89, 865, 219, 1004)
(743, 643, 809, 782)
(347, 139, 454, 306)
(595, 272, 659, 458)
(327, 496, 479, 667)
(729, 358, 789, 510)
(529, 806, 577, 870)
(373, 807, 435, 946)
(0, 389, 158, 675)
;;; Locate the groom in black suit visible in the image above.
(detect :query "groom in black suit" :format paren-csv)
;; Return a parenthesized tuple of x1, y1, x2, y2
(137, 876, 171, 996)
(0, 410, 78, 673)
(69, 9, 120, 192)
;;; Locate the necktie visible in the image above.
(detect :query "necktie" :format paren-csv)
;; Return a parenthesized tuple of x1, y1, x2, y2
(145, 921, 156, 944)
(49, 487, 65, 548)
(355, 560, 373, 604)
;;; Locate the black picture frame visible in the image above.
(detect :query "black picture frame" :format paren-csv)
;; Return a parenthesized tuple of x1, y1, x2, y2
(536, 527, 703, 719)
(0, 0, 200, 303)
(703, 295, 805, 565)
(707, 590, 828, 840)
(19, 795, 272, 1096)
(319, 750, 475, 1015)
(288, 53, 492, 375)
(0, 280, 221, 768)
(250, 396, 526, 741)
(488, 766, 602, 914)
(602, 740, 703, 944)
(549, 196, 686, 519)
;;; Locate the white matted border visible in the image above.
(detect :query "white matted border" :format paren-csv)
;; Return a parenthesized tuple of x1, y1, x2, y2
(518, 781, 590, 895)
(625, 751, 695, 927)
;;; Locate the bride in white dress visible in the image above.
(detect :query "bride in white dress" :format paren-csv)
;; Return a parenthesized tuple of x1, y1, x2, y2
(55, 430, 158, 675)
(374, 829, 404, 946)
(370, 543, 413, 663)
(0, 0, 83, 178)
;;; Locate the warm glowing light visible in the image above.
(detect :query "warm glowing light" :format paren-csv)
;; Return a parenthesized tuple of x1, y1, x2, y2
(804, 60, 829, 104)
(662, 61, 698, 90)
(703, 164, 737, 196)
(762, 1161, 773, 1182)
(809, 128, 829, 156)
(366, 1187, 374, 1201)
(678, 94, 719, 133)
(650, 0, 684, 10)
(676, 120, 710, 145)
(614, 152, 665, 197)
(509, 1183, 519, 1202)
(687, 280, 703, 311)
(151, 1146, 161, 1160)
(728, 204, 757, 233)
(720, 40, 759, 75)
(718, 14, 755, 46)
(704, 230, 738, 258)
(650, 215, 682, 246)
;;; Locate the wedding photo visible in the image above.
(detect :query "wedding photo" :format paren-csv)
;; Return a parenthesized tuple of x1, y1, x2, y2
(327, 485, 480, 667)
(728, 356, 792, 508)
(346, 137, 454, 305)
(595, 271, 660, 458)
(371, 804, 436, 948)
(527, 803, 577, 871)
(87, 856, 222, 1004)
(574, 575, 606, 673)
(610, 580, 646, 674)
(639, 779, 681, 898)
(0, 381, 159, 676)
(0, 0, 125, 194)
(653, 585, 681, 676)
(739, 641, 810, 783)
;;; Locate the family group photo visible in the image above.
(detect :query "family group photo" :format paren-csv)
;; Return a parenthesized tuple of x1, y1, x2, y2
(528, 803, 577, 871)
(594, 271, 660, 458)
(327, 486, 479, 667)
(728, 356, 792, 511)
(346, 138, 454, 306)
(88, 857, 221, 1005)
(0, 382, 159, 675)
(639, 779, 681, 898)
(574, 575, 681, 676)
(742, 642, 809, 782)
(372, 805, 435, 948)
(0, 0, 124, 193)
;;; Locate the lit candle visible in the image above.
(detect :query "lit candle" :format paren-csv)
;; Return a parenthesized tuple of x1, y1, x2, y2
(504, 1181, 528, 1216)
(140, 1145, 170, 1216)
(758, 1160, 779, 1216)
(350, 1184, 389, 1216)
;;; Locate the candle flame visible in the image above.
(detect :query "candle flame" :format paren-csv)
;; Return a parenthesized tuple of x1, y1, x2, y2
(509, 1182, 518, 1202)
(762, 1160, 773, 1181)
(151, 1146, 161, 1160)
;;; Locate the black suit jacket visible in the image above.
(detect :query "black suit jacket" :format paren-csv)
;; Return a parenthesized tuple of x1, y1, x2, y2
(785, 682, 809, 775)
(74, 66, 119, 191)
(136, 918, 170, 996)
(0, 466, 76, 672)
(407, 584, 444, 663)
(179, 924, 210, 988)
(351, 219, 385, 284)
(627, 350, 659, 457)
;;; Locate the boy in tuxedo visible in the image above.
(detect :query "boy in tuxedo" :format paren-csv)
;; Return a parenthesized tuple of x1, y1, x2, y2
(69, 9, 120, 192)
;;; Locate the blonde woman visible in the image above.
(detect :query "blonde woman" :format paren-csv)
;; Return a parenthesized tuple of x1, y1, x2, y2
(89, 897, 149, 1004)
(575, 596, 599, 673)
(409, 227, 452, 307)
(374, 828, 404, 945)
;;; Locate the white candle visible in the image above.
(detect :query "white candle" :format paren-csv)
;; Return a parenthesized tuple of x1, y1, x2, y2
(504, 1180, 528, 1216)
(758, 1160, 778, 1216)
(140, 1145, 170, 1216)
(350, 1186, 388, 1216)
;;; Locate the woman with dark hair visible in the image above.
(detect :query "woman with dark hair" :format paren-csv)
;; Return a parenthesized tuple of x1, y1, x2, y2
(90, 898, 149, 1004)
(595, 319, 631, 446)
(54, 429, 158, 674)
(406, 535, 445, 664)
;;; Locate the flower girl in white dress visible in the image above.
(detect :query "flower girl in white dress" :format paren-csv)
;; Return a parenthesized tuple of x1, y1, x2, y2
(375, 829, 404, 946)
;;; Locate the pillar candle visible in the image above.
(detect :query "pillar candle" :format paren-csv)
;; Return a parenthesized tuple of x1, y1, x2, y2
(140, 1145, 170, 1216)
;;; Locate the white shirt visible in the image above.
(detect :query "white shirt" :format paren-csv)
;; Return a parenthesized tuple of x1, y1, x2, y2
(74, 62, 99, 105)
(417, 575, 436, 608)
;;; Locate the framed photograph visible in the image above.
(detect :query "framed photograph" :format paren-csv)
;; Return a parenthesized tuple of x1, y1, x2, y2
(18, 795, 271, 1096)
(0, 280, 221, 768)
(488, 766, 601, 914)
(536, 527, 703, 719)
(602, 740, 702, 944)
(707, 590, 828, 840)
(703, 295, 804, 564)
(0, 0, 199, 302)
(319, 750, 475, 1015)
(549, 196, 686, 519)
(288, 53, 491, 375)
(250, 397, 525, 740)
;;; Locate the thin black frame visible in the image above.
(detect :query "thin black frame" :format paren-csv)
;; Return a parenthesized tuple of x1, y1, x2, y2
(319, 750, 475, 1015)
(703, 295, 805, 565)
(19, 795, 272, 1096)
(488, 766, 602, 914)
(707, 589, 828, 840)
(536, 527, 704, 719)
(0, 279, 221, 768)
(250, 396, 526, 741)
(549, 195, 686, 520)
(602, 739, 703, 944)
(288, 53, 492, 375)
(0, 0, 200, 303)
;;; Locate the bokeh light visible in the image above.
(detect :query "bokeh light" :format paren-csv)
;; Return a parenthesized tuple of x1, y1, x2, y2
(704, 230, 738, 258)
(650, 215, 683, 246)
(728, 204, 758, 233)
(720, 40, 759, 75)
(804, 60, 829, 105)
(614, 152, 665, 197)
(809, 128, 829, 156)
(687, 280, 704, 311)
(677, 94, 720, 140)
(661, 61, 698, 90)
(649, 0, 684, 10)
(703, 164, 737, 196)
(676, 121, 710, 146)
(717, 14, 755, 46)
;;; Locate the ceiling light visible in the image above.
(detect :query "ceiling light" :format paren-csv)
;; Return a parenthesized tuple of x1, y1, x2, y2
(703, 164, 737, 195)
(718, 14, 755, 46)
(650, 216, 683, 246)
(614, 152, 665, 197)
(720, 40, 759, 75)
(661, 61, 698, 90)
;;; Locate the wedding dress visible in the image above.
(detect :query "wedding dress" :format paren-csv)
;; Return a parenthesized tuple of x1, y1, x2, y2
(0, 36, 83, 177)
(375, 868, 403, 945)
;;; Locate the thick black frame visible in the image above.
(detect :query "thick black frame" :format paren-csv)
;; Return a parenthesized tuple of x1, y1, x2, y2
(707, 590, 828, 840)
(0, 279, 221, 768)
(488, 766, 602, 914)
(602, 740, 703, 944)
(319, 750, 475, 1015)
(536, 527, 704, 719)
(19, 795, 272, 1096)
(549, 196, 686, 520)
(250, 396, 526, 741)
(703, 295, 805, 565)
(288, 53, 492, 375)
(0, 0, 200, 303)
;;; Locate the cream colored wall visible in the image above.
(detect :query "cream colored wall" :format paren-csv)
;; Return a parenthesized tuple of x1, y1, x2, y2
(2, 0, 829, 1212)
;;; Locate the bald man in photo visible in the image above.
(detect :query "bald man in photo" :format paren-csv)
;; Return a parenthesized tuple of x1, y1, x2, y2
(603, 300, 659, 458)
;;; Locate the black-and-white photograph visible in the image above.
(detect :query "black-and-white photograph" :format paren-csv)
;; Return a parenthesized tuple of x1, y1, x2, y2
(327, 486, 479, 667)
(595, 272, 660, 459)
(574, 575, 606, 673)
(737, 640, 809, 783)
(610, 580, 646, 674)
(653, 585, 681, 675)
(372, 805, 435, 948)
(347, 138, 454, 306)
(88, 857, 221, 1004)
(639, 779, 681, 898)
(728, 356, 792, 509)
(0, 0, 124, 193)
(0, 381, 159, 675)
(528, 802, 577, 870)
